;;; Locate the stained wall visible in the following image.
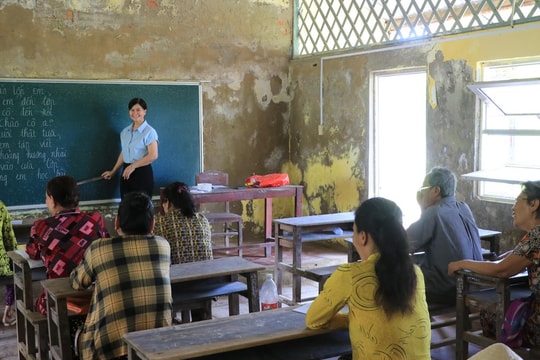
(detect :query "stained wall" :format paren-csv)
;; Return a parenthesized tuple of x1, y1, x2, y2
(288, 25, 540, 251)
(3, 1, 540, 247)
(0, 0, 293, 236)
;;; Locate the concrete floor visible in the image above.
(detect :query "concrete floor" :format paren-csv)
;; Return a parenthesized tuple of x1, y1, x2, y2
(0, 238, 482, 359)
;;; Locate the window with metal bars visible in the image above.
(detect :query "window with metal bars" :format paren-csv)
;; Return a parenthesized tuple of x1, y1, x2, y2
(295, 0, 540, 57)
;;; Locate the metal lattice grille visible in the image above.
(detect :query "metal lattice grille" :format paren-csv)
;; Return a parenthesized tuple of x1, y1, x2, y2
(295, 0, 540, 56)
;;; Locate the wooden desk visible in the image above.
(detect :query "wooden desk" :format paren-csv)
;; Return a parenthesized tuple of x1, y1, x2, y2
(41, 257, 265, 360)
(41, 277, 92, 360)
(274, 212, 354, 304)
(478, 228, 501, 256)
(456, 270, 530, 360)
(123, 306, 350, 360)
(169, 257, 265, 313)
(11, 218, 37, 245)
(191, 185, 303, 245)
(7, 250, 47, 360)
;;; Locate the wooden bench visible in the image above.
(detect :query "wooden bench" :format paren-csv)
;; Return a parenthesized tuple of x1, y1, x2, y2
(172, 280, 248, 323)
(455, 270, 540, 359)
(299, 265, 340, 294)
(8, 250, 48, 360)
(181, 329, 351, 360)
(429, 302, 463, 349)
(274, 212, 355, 304)
(123, 305, 350, 360)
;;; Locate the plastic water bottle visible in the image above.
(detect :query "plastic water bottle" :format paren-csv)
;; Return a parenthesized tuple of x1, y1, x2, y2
(260, 273, 279, 311)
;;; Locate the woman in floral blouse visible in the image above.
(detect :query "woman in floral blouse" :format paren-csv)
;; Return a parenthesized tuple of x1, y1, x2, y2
(449, 180, 540, 347)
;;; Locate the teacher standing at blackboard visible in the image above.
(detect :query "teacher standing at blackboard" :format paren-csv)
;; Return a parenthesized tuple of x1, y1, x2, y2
(101, 97, 159, 198)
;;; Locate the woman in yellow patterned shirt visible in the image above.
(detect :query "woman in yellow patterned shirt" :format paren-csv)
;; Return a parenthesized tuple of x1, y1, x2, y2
(306, 197, 431, 359)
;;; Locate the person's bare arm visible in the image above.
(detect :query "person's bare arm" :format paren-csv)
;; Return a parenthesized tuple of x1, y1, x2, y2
(448, 253, 531, 278)
(101, 152, 124, 179)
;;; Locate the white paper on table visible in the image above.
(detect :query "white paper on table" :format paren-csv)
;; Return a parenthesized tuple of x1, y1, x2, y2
(293, 301, 313, 314)
(293, 301, 349, 315)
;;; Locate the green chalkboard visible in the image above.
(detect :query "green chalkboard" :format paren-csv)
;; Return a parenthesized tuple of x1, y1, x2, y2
(0, 79, 202, 208)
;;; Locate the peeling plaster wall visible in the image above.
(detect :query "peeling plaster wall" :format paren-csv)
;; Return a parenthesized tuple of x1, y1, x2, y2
(289, 25, 540, 251)
(0, 1, 293, 237)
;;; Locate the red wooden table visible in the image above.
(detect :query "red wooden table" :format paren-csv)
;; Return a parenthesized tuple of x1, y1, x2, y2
(160, 185, 304, 256)
(191, 185, 303, 240)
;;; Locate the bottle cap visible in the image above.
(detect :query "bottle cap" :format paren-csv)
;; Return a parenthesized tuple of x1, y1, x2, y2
(266, 273, 273, 280)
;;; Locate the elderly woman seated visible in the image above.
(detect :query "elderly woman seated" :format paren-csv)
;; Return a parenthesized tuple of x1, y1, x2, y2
(449, 180, 540, 349)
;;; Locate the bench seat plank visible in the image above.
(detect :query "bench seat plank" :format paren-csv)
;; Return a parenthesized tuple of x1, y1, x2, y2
(172, 281, 247, 303)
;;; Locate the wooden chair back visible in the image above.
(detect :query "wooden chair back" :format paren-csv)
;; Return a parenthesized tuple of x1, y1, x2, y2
(196, 171, 229, 187)
(196, 171, 230, 211)
(195, 171, 243, 256)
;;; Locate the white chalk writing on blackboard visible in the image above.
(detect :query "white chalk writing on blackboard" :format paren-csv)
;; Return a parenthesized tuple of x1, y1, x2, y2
(0, 85, 66, 190)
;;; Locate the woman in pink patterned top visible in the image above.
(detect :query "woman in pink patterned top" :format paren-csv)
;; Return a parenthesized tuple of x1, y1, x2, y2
(25, 175, 110, 314)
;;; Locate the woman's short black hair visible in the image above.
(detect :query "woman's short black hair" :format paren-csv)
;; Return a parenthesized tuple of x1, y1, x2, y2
(162, 181, 196, 217)
(117, 192, 154, 235)
(521, 181, 540, 218)
(46, 175, 79, 208)
(128, 97, 147, 110)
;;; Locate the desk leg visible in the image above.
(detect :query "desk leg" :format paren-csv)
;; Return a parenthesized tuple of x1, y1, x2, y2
(347, 241, 360, 263)
(264, 198, 273, 257)
(275, 224, 283, 299)
(244, 271, 260, 312)
(47, 292, 73, 360)
(228, 274, 240, 316)
(292, 228, 302, 304)
(456, 274, 468, 360)
(294, 186, 303, 217)
(127, 346, 144, 360)
(58, 298, 74, 360)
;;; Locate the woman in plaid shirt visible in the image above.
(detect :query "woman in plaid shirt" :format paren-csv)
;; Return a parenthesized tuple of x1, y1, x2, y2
(70, 192, 172, 360)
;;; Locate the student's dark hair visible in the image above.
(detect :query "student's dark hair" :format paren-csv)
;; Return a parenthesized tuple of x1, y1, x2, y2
(46, 175, 79, 208)
(117, 192, 154, 235)
(128, 97, 147, 110)
(426, 167, 456, 198)
(521, 181, 540, 218)
(354, 197, 417, 317)
(162, 182, 196, 217)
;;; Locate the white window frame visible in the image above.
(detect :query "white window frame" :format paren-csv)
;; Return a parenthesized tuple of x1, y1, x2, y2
(464, 58, 540, 202)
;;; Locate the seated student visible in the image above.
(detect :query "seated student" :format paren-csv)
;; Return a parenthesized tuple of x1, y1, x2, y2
(154, 181, 212, 264)
(0, 200, 17, 326)
(26, 175, 109, 315)
(407, 167, 483, 305)
(154, 181, 212, 322)
(70, 192, 172, 360)
(449, 180, 540, 348)
(306, 197, 431, 359)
